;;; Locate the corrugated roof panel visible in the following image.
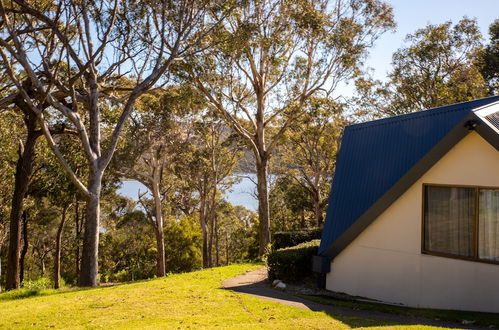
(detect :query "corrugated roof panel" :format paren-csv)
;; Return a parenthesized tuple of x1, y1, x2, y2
(319, 96, 499, 255)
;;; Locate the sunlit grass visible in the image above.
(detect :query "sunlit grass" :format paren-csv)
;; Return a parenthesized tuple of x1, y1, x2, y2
(0, 264, 447, 329)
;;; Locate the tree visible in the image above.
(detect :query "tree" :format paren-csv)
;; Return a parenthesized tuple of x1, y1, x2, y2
(279, 98, 345, 227)
(27, 138, 83, 289)
(357, 18, 489, 117)
(480, 19, 499, 95)
(116, 86, 203, 277)
(0, 109, 23, 291)
(213, 202, 258, 265)
(0, 91, 72, 289)
(0, 0, 231, 286)
(173, 114, 242, 268)
(269, 176, 312, 230)
(0, 86, 83, 289)
(99, 208, 157, 283)
(189, 0, 395, 254)
(163, 215, 202, 273)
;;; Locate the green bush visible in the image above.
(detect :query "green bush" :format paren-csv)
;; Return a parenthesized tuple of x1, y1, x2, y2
(272, 228, 322, 250)
(164, 216, 202, 273)
(267, 240, 320, 283)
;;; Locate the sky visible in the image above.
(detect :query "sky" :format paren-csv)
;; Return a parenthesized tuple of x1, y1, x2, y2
(367, 0, 498, 81)
(119, 1, 499, 210)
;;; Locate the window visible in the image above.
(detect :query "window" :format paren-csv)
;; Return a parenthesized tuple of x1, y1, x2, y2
(423, 184, 499, 263)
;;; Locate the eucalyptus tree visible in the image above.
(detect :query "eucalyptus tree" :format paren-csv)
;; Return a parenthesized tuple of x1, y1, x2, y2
(173, 114, 242, 268)
(197, 117, 242, 268)
(0, 92, 65, 289)
(27, 137, 84, 289)
(480, 19, 499, 95)
(279, 97, 346, 227)
(0, 87, 83, 289)
(0, 0, 233, 286)
(115, 86, 203, 277)
(189, 0, 395, 254)
(357, 18, 489, 117)
(0, 109, 22, 291)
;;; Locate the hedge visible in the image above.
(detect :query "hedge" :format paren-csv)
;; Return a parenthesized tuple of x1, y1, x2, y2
(267, 239, 320, 283)
(272, 228, 322, 250)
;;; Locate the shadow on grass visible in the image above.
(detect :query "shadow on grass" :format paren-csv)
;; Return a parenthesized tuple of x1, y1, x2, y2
(303, 294, 499, 329)
(0, 288, 63, 301)
(0, 282, 124, 302)
(223, 279, 478, 329)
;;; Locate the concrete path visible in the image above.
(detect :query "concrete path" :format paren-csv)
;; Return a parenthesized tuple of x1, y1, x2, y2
(223, 268, 483, 329)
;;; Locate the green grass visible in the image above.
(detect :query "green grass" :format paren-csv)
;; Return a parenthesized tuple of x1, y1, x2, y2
(0, 264, 446, 329)
(300, 294, 499, 329)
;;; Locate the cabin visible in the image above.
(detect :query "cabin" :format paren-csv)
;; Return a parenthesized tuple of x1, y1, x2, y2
(315, 96, 499, 313)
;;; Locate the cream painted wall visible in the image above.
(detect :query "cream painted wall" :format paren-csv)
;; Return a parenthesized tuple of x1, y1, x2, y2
(326, 131, 499, 313)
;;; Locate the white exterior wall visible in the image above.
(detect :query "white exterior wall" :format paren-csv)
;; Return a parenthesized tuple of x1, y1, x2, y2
(326, 131, 499, 313)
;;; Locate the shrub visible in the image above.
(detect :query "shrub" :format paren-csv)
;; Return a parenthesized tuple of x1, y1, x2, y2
(267, 240, 320, 283)
(164, 216, 202, 273)
(272, 228, 322, 250)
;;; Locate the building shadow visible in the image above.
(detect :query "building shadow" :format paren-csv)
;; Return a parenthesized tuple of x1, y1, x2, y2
(223, 279, 476, 329)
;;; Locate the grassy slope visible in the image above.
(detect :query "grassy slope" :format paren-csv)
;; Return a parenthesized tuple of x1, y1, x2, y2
(0, 264, 444, 329)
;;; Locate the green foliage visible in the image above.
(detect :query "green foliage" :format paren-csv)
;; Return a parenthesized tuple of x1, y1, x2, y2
(479, 19, 499, 94)
(164, 216, 203, 273)
(0, 110, 23, 290)
(357, 18, 489, 117)
(212, 202, 260, 264)
(188, 0, 395, 255)
(267, 240, 320, 283)
(272, 229, 322, 250)
(99, 210, 157, 283)
(272, 97, 346, 229)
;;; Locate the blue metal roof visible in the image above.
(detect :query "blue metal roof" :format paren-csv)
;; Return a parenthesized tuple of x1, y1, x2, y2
(319, 96, 499, 256)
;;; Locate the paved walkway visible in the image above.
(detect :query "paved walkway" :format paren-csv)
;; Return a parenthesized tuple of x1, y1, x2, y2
(222, 268, 482, 329)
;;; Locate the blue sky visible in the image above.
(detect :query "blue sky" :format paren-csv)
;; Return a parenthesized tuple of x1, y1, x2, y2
(368, 0, 498, 81)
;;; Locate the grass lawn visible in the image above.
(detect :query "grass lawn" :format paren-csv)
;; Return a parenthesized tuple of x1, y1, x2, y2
(0, 264, 447, 329)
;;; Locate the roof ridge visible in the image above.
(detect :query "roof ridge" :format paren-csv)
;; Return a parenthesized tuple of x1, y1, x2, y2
(348, 96, 499, 132)
(348, 106, 470, 132)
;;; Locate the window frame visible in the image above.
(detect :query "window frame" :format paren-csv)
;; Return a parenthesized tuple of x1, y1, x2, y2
(421, 183, 499, 266)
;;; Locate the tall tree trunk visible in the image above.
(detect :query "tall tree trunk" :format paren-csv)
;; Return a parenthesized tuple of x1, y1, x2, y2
(0, 242, 3, 293)
(208, 204, 214, 268)
(19, 212, 28, 284)
(201, 223, 209, 268)
(256, 157, 271, 256)
(74, 197, 81, 278)
(79, 171, 102, 287)
(199, 183, 210, 268)
(151, 179, 166, 277)
(154, 229, 166, 277)
(54, 205, 68, 289)
(225, 232, 229, 266)
(5, 111, 39, 290)
(214, 214, 219, 267)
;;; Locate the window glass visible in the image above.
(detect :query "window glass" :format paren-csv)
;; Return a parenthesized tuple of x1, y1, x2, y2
(424, 186, 475, 257)
(479, 189, 499, 261)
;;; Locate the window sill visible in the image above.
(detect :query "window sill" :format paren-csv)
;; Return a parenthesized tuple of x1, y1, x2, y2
(421, 250, 499, 266)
